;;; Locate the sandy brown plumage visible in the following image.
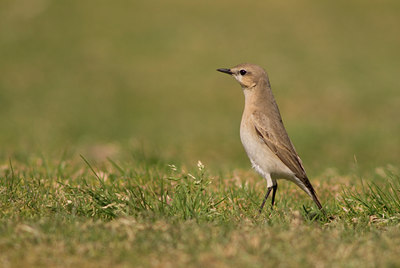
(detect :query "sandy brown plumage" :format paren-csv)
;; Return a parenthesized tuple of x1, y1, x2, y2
(217, 63, 322, 211)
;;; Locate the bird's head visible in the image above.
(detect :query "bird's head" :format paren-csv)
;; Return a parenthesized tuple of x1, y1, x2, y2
(217, 63, 269, 89)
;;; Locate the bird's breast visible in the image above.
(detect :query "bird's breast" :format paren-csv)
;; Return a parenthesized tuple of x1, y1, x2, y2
(240, 115, 294, 179)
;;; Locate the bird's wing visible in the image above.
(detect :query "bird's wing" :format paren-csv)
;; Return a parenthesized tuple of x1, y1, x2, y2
(251, 111, 307, 180)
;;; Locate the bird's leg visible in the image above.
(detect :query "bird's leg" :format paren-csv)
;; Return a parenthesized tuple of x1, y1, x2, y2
(271, 184, 278, 207)
(259, 187, 273, 213)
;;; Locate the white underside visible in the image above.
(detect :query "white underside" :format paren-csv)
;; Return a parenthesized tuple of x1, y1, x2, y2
(250, 159, 313, 197)
(240, 120, 313, 197)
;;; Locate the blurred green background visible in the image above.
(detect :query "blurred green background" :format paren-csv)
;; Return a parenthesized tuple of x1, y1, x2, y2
(1, 0, 399, 175)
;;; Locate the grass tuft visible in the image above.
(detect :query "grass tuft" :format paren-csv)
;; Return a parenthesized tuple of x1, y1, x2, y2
(340, 170, 400, 225)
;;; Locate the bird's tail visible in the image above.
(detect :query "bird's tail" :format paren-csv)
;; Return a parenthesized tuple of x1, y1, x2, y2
(298, 179, 323, 210)
(310, 190, 323, 210)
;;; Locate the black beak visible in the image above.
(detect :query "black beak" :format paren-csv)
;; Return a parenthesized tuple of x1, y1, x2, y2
(217, 68, 233, 75)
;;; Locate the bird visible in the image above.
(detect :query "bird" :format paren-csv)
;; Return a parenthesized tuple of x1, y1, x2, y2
(217, 63, 322, 212)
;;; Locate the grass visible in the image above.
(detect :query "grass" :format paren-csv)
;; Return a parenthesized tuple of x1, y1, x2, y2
(1, 153, 400, 266)
(1, 0, 400, 266)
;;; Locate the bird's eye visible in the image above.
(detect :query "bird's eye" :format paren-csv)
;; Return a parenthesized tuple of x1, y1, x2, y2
(239, 69, 247, 75)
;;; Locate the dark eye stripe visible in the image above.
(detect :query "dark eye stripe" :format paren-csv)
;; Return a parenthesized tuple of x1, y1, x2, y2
(239, 69, 247, 75)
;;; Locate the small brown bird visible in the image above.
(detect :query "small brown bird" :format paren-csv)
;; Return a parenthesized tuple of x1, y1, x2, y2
(217, 63, 322, 212)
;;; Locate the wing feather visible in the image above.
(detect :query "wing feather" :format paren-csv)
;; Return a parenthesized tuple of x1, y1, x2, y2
(251, 112, 307, 180)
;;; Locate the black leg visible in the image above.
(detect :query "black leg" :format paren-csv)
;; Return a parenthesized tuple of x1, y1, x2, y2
(259, 186, 272, 213)
(271, 184, 278, 207)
